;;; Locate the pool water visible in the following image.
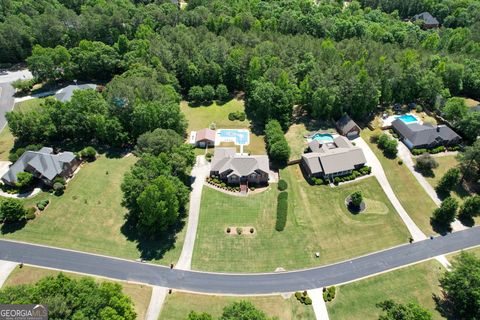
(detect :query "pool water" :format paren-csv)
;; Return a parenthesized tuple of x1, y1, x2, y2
(397, 114, 418, 123)
(217, 129, 249, 145)
(311, 133, 334, 143)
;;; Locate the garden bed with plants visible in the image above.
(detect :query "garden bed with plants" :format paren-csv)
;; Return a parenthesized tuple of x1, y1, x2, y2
(411, 145, 461, 156)
(310, 166, 372, 186)
(225, 226, 256, 236)
(206, 177, 241, 193)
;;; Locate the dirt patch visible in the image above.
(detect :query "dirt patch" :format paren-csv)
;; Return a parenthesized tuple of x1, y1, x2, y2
(225, 226, 256, 236)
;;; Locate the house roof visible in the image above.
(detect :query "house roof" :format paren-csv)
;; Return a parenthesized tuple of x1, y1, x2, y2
(392, 119, 461, 147)
(303, 136, 367, 175)
(336, 115, 360, 135)
(2, 148, 77, 184)
(211, 148, 269, 176)
(55, 84, 97, 102)
(413, 12, 439, 25)
(195, 128, 216, 142)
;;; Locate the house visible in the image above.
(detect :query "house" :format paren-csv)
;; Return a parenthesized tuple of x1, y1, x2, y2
(55, 84, 97, 102)
(2, 147, 80, 186)
(336, 115, 361, 139)
(192, 128, 216, 148)
(392, 119, 461, 149)
(413, 12, 440, 29)
(302, 136, 367, 179)
(210, 148, 269, 185)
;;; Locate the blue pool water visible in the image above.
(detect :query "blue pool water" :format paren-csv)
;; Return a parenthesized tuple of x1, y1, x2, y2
(397, 114, 418, 123)
(217, 129, 249, 145)
(311, 133, 334, 143)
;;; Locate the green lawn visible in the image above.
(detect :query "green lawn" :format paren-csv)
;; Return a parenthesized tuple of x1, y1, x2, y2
(328, 260, 445, 320)
(159, 292, 315, 320)
(285, 123, 309, 161)
(4, 265, 152, 320)
(180, 99, 266, 155)
(192, 165, 409, 272)
(1, 155, 186, 265)
(13, 98, 45, 113)
(361, 129, 438, 235)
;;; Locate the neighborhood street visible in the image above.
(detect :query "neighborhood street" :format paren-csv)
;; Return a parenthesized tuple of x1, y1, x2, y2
(0, 70, 32, 130)
(0, 227, 478, 295)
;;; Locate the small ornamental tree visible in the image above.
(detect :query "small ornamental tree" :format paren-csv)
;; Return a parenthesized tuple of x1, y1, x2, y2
(350, 191, 363, 207)
(188, 86, 204, 103)
(458, 195, 480, 220)
(80, 146, 97, 161)
(0, 198, 27, 222)
(432, 197, 458, 229)
(436, 168, 461, 195)
(202, 85, 215, 102)
(415, 153, 438, 173)
(278, 179, 288, 191)
(216, 84, 229, 101)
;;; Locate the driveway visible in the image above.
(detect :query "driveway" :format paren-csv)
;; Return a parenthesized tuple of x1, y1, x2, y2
(0, 69, 33, 130)
(0, 228, 478, 294)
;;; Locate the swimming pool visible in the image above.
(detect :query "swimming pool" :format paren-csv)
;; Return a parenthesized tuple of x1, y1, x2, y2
(311, 133, 334, 143)
(396, 114, 418, 123)
(216, 129, 250, 146)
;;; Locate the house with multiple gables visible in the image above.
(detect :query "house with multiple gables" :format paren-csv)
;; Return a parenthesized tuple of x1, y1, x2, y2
(413, 12, 440, 29)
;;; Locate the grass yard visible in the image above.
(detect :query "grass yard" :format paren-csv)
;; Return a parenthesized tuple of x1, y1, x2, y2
(159, 292, 315, 320)
(361, 129, 438, 235)
(192, 165, 409, 272)
(285, 123, 308, 161)
(180, 99, 266, 155)
(1, 155, 186, 265)
(328, 260, 445, 320)
(13, 98, 45, 113)
(4, 265, 152, 320)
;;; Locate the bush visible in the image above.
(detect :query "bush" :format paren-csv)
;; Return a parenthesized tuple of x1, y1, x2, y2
(278, 179, 288, 191)
(226, 227, 231, 233)
(202, 85, 215, 102)
(16, 171, 34, 189)
(398, 160, 403, 165)
(36, 199, 49, 211)
(0, 198, 27, 222)
(415, 153, 438, 173)
(80, 146, 97, 161)
(205, 152, 213, 162)
(228, 111, 246, 122)
(295, 292, 302, 299)
(275, 191, 288, 231)
(25, 207, 36, 220)
(304, 297, 312, 305)
(236, 227, 242, 235)
(416, 105, 423, 112)
(334, 177, 341, 185)
(216, 84, 229, 101)
(250, 227, 254, 234)
(350, 191, 363, 207)
(11, 78, 34, 93)
(265, 120, 290, 164)
(323, 286, 336, 302)
(53, 182, 65, 195)
(377, 133, 397, 158)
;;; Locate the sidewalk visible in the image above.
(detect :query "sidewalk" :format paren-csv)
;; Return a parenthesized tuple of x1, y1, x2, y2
(0, 260, 17, 287)
(308, 288, 329, 320)
(145, 286, 168, 320)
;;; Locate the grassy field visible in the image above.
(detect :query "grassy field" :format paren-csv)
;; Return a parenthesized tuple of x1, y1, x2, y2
(180, 99, 266, 155)
(159, 292, 315, 320)
(1, 155, 186, 265)
(13, 98, 45, 113)
(192, 165, 409, 272)
(361, 129, 438, 235)
(328, 260, 445, 320)
(285, 123, 309, 161)
(4, 265, 152, 320)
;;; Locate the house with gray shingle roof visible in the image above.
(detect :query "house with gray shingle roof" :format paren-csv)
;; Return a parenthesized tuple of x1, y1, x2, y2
(302, 136, 367, 179)
(392, 119, 461, 150)
(413, 12, 439, 29)
(2, 147, 80, 186)
(55, 84, 97, 102)
(210, 148, 269, 185)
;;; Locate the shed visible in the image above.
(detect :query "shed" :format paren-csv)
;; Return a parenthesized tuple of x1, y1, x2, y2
(336, 115, 361, 139)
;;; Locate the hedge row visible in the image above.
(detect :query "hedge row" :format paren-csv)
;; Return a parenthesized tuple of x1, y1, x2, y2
(323, 286, 336, 302)
(228, 111, 246, 121)
(333, 166, 371, 185)
(412, 145, 460, 155)
(275, 191, 288, 231)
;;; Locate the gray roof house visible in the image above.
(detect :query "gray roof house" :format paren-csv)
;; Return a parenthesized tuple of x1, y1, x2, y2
(210, 148, 269, 185)
(336, 114, 361, 138)
(55, 84, 97, 102)
(413, 12, 439, 29)
(392, 119, 461, 150)
(2, 147, 80, 186)
(302, 136, 367, 179)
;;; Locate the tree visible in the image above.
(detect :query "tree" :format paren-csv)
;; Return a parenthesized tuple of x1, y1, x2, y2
(79, 146, 97, 161)
(135, 128, 183, 156)
(0, 198, 26, 222)
(350, 191, 363, 207)
(458, 195, 480, 220)
(376, 300, 432, 320)
(188, 86, 204, 103)
(16, 172, 34, 189)
(436, 168, 461, 195)
(202, 85, 215, 102)
(415, 153, 439, 174)
(431, 197, 458, 229)
(220, 301, 274, 320)
(443, 97, 468, 125)
(438, 252, 480, 319)
(11, 79, 34, 94)
(26, 45, 71, 82)
(187, 312, 214, 320)
(458, 112, 480, 141)
(377, 134, 398, 158)
(69, 40, 120, 80)
(131, 101, 186, 138)
(458, 140, 480, 183)
(216, 84, 229, 101)
(264, 120, 290, 164)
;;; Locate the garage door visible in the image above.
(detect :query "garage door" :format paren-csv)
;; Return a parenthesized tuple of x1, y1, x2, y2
(347, 131, 358, 138)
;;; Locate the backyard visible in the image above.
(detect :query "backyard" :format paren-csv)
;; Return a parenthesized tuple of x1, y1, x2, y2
(180, 99, 266, 155)
(361, 129, 438, 235)
(4, 265, 152, 320)
(192, 165, 409, 272)
(327, 260, 445, 320)
(159, 292, 315, 320)
(1, 155, 186, 265)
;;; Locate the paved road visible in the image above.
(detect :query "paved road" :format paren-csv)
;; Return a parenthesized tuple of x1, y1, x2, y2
(0, 228, 478, 295)
(0, 70, 33, 130)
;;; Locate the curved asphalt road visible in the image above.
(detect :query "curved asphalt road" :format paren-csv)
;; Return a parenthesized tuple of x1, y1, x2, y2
(0, 227, 479, 294)
(0, 83, 14, 130)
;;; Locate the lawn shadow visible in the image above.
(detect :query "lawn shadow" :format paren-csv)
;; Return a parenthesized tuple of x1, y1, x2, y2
(1, 219, 27, 234)
(121, 213, 186, 261)
(433, 293, 457, 320)
(414, 167, 435, 178)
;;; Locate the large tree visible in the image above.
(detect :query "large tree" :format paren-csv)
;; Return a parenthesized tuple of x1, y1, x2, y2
(376, 300, 432, 320)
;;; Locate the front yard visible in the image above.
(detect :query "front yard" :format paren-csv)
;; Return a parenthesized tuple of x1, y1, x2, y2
(327, 260, 445, 320)
(192, 165, 409, 272)
(159, 292, 315, 320)
(1, 155, 186, 265)
(361, 129, 438, 235)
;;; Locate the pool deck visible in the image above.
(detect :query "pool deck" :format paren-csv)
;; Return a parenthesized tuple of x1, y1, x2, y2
(381, 114, 421, 129)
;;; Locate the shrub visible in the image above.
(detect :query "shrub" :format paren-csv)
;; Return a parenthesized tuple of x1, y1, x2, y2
(228, 111, 246, 122)
(415, 153, 438, 173)
(228, 112, 236, 121)
(25, 207, 36, 220)
(334, 177, 341, 185)
(236, 227, 242, 235)
(250, 228, 254, 234)
(323, 286, 336, 302)
(16, 171, 34, 189)
(226, 227, 231, 233)
(377, 133, 397, 158)
(215, 84, 229, 101)
(205, 152, 213, 162)
(0, 198, 27, 222)
(275, 191, 288, 231)
(295, 292, 302, 299)
(53, 182, 65, 195)
(265, 120, 290, 164)
(36, 199, 49, 211)
(11, 78, 34, 93)
(278, 179, 288, 191)
(304, 297, 312, 305)
(350, 191, 363, 207)
(202, 85, 215, 102)
(398, 160, 403, 165)
(416, 105, 423, 112)
(80, 146, 97, 161)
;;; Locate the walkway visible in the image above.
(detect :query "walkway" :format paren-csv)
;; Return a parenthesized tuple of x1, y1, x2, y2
(145, 286, 168, 320)
(309, 288, 330, 320)
(176, 155, 210, 270)
(0, 228, 478, 295)
(0, 260, 17, 287)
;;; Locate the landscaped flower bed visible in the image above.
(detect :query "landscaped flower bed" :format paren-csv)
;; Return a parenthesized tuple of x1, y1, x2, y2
(311, 166, 372, 185)
(206, 177, 241, 193)
(412, 145, 461, 156)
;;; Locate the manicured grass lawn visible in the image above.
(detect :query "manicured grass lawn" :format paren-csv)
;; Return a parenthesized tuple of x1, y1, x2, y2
(463, 97, 479, 108)
(285, 123, 308, 161)
(1, 155, 186, 265)
(180, 99, 266, 155)
(0, 127, 14, 161)
(361, 129, 438, 235)
(159, 292, 315, 320)
(192, 165, 409, 272)
(328, 260, 445, 320)
(13, 98, 45, 113)
(4, 265, 152, 320)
